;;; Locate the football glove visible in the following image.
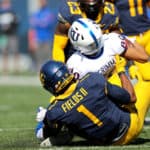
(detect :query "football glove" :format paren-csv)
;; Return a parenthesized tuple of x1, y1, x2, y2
(36, 106, 47, 122)
(35, 121, 44, 140)
(115, 55, 127, 74)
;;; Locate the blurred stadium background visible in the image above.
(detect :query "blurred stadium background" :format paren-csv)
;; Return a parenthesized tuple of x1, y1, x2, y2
(0, 0, 59, 73)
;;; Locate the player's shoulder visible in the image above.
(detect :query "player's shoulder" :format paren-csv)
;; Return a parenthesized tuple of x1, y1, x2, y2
(58, 0, 79, 23)
(103, 32, 121, 42)
(86, 72, 106, 87)
(66, 52, 82, 65)
(104, 1, 116, 8)
(104, 1, 117, 14)
(59, 0, 78, 8)
(83, 72, 105, 82)
(103, 32, 125, 51)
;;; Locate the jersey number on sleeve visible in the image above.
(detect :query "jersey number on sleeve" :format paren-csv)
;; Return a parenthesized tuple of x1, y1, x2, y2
(128, 0, 143, 17)
(77, 104, 103, 127)
(67, 2, 81, 15)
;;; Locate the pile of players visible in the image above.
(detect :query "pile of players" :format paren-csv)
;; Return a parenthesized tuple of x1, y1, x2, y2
(35, 0, 150, 147)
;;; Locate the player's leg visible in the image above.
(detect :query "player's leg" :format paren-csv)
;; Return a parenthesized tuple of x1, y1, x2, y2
(133, 30, 150, 81)
(114, 73, 150, 145)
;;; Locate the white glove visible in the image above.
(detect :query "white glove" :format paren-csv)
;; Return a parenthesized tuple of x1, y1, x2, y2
(36, 106, 47, 122)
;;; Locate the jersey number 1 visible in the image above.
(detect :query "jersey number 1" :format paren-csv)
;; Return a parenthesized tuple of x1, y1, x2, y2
(77, 104, 103, 127)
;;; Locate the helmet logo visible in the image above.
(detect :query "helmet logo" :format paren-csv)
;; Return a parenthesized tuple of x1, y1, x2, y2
(40, 72, 45, 86)
(70, 28, 80, 41)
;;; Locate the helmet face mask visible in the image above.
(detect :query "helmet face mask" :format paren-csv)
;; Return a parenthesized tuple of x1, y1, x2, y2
(79, 0, 104, 20)
(68, 18, 103, 56)
(40, 61, 74, 95)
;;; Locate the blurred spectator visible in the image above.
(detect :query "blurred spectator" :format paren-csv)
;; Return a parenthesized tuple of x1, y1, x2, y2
(0, 0, 19, 74)
(147, 1, 150, 19)
(28, 0, 56, 72)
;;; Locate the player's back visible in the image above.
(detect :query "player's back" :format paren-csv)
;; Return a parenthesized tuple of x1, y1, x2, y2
(47, 72, 130, 143)
(114, 0, 150, 35)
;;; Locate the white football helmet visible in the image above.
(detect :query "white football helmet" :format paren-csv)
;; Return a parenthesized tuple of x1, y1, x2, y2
(68, 18, 103, 55)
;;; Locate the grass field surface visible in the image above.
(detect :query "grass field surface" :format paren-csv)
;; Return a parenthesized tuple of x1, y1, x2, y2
(0, 81, 150, 150)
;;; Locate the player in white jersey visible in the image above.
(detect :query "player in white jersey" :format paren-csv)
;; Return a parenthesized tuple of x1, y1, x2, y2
(67, 32, 126, 78)
(67, 18, 148, 80)
(66, 18, 149, 103)
(35, 18, 149, 146)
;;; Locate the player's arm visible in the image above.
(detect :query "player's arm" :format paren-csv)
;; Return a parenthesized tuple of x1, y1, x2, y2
(110, 33, 149, 63)
(121, 39, 149, 63)
(115, 55, 137, 103)
(118, 72, 136, 103)
(52, 0, 72, 62)
(105, 81, 131, 105)
(103, 1, 121, 33)
(52, 21, 69, 62)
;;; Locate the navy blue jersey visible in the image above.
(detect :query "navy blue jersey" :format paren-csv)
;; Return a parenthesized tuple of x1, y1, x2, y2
(58, 0, 120, 31)
(113, 0, 150, 35)
(46, 72, 130, 143)
(58, 0, 120, 61)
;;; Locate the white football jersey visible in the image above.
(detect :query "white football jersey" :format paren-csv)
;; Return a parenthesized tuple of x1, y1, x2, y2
(66, 33, 129, 79)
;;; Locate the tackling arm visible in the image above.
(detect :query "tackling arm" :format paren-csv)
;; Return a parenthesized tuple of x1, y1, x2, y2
(115, 55, 137, 103)
(52, 22, 70, 62)
(118, 73, 136, 103)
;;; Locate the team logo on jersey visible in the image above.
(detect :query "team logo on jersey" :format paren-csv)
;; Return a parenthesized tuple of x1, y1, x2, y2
(69, 28, 80, 41)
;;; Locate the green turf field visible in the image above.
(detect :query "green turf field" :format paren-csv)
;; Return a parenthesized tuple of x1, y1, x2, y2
(0, 84, 150, 150)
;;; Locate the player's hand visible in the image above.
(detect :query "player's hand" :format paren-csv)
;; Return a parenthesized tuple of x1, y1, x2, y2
(115, 55, 127, 74)
(36, 106, 47, 122)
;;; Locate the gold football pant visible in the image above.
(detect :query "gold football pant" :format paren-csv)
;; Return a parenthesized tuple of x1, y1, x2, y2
(129, 29, 150, 81)
(114, 80, 150, 145)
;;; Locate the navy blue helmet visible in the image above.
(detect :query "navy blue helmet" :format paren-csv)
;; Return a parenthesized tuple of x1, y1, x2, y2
(39, 60, 74, 95)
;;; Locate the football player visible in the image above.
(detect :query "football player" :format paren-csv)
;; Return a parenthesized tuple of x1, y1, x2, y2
(35, 19, 149, 146)
(37, 60, 150, 145)
(107, 0, 150, 81)
(52, 0, 121, 62)
(66, 18, 149, 101)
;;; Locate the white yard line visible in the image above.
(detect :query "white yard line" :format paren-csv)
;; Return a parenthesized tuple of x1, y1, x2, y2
(0, 127, 34, 132)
